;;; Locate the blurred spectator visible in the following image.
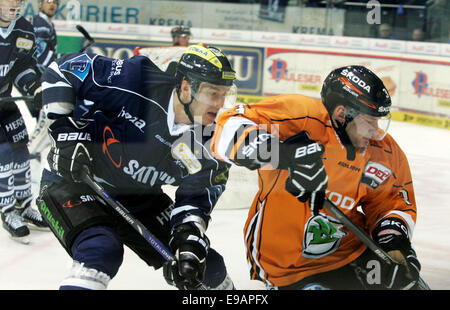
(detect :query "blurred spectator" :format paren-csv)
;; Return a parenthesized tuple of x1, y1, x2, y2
(411, 28, 425, 41)
(301, 0, 321, 7)
(378, 23, 397, 39)
(171, 26, 191, 46)
(426, 0, 450, 42)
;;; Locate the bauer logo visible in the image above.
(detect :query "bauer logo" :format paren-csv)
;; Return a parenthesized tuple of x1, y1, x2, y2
(57, 132, 91, 141)
(361, 161, 392, 189)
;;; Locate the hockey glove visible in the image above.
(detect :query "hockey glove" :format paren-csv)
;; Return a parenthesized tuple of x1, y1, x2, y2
(27, 84, 43, 119)
(372, 217, 421, 290)
(47, 117, 93, 183)
(163, 223, 210, 290)
(279, 131, 328, 215)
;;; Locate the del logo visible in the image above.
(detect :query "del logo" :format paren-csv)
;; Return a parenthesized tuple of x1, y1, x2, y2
(16, 37, 33, 50)
(412, 72, 428, 97)
(60, 54, 92, 82)
(103, 126, 122, 168)
(361, 161, 392, 189)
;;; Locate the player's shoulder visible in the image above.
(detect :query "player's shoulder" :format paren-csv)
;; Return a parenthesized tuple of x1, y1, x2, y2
(30, 14, 47, 27)
(14, 17, 35, 34)
(369, 132, 406, 160)
(259, 94, 327, 122)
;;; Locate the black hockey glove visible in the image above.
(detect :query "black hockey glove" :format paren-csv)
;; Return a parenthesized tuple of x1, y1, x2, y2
(163, 223, 210, 290)
(47, 117, 93, 183)
(279, 131, 328, 215)
(372, 217, 421, 290)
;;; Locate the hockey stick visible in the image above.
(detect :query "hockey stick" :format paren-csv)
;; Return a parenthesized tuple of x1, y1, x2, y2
(323, 198, 430, 290)
(0, 95, 34, 102)
(76, 24, 95, 52)
(79, 168, 207, 290)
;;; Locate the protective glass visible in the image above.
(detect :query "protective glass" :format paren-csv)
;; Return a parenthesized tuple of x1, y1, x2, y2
(351, 113, 391, 141)
(0, 0, 24, 22)
(193, 82, 237, 109)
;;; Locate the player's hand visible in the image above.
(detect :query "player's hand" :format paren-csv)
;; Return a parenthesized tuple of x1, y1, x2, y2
(372, 218, 421, 289)
(32, 88, 43, 115)
(279, 131, 328, 215)
(163, 223, 209, 290)
(47, 117, 93, 183)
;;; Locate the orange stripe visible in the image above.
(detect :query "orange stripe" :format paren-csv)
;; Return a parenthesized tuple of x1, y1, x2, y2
(338, 76, 363, 94)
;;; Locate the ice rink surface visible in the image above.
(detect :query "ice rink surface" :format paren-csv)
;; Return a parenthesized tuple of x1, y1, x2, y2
(0, 101, 449, 290)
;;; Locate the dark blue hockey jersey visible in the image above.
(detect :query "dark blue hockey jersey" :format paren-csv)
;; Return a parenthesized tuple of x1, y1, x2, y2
(30, 12, 57, 73)
(41, 52, 230, 227)
(0, 17, 40, 98)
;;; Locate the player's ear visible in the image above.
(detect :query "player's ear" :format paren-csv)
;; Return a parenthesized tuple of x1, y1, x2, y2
(332, 105, 346, 125)
(180, 79, 192, 100)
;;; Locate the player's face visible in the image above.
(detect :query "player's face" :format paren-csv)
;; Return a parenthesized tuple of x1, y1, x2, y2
(346, 113, 391, 151)
(191, 82, 233, 125)
(0, 0, 24, 24)
(177, 35, 190, 47)
(39, 0, 58, 18)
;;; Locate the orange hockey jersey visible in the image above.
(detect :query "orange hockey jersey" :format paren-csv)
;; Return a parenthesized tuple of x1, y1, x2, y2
(211, 94, 417, 288)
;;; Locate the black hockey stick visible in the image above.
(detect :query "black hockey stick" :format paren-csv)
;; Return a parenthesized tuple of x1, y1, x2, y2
(323, 198, 430, 290)
(76, 24, 95, 52)
(0, 95, 34, 102)
(79, 168, 207, 289)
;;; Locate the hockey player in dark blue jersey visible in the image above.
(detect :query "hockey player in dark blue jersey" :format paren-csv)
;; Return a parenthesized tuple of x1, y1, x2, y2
(30, 0, 58, 75)
(38, 44, 238, 289)
(0, 0, 48, 244)
(28, 0, 58, 160)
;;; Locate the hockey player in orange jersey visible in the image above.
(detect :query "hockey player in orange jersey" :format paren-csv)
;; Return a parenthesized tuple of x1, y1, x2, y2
(211, 65, 422, 290)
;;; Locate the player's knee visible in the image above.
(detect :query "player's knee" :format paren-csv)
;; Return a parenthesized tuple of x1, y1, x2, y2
(203, 248, 235, 290)
(63, 226, 124, 289)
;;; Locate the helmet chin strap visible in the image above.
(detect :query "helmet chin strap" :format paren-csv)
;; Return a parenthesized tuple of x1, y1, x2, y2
(332, 118, 356, 161)
(176, 89, 195, 124)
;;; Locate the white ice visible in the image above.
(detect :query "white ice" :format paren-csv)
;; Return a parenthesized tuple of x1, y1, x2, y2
(0, 100, 449, 290)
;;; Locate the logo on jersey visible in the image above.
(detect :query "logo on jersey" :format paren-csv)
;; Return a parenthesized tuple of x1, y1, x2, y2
(118, 107, 146, 131)
(0, 64, 10, 77)
(361, 161, 392, 189)
(302, 213, 347, 259)
(60, 54, 92, 82)
(102, 126, 122, 168)
(62, 195, 96, 208)
(172, 142, 202, 174)
(16, 37, 33, 50)
(123, 159, 176, 186)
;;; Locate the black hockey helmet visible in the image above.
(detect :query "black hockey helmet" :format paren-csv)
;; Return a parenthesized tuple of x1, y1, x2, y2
(321, 65, 391, 118)
(175, 44, 236, 124)
(175, 44, 236, 91)
(171, 26, 191, 39)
